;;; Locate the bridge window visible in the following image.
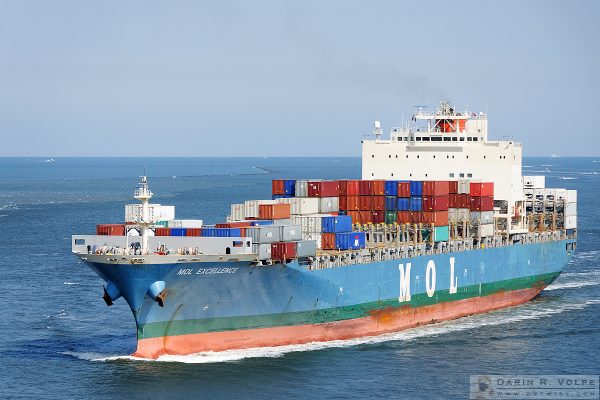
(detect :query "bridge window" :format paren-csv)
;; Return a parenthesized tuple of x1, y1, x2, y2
(467, 173, 473, 178)
(449, 173, 455, 177)
(74, 239, 85, 246)
(460, 173, 465, 178)
(443, 137, 451, 142)
(452, 137, 458, 141)
(467, 137, 472, 142)
(460, 137, 465, 141)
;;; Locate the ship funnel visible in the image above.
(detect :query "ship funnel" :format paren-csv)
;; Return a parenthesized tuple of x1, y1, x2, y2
(147, 281, 167, 307)
(102, 281, 122, 306)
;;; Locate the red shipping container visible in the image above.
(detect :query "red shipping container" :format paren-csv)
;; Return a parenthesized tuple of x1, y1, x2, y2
(259, 203, 291, 220)
(272, 179, 285, 196)
(470, 182, 494, 197)
(271, 241, 297, 261)
(371, 180, 385, 195)
(340, 180, 361, 196)
(359, 210, 373, 224)
(308, 181, 340, 197)
(358, 180, 372, 196)
(449, 181, 458, 194)
(410, 211, 424, 224)
(449, 194, 458, 208)
(397, 182, 411, 198)
(372, 210, 385, 224)
(397, 211, 411, 223)
(321, 233, 336, 250)
(470, 196, 494, 211)
(422, 181, 450, 196)
(216, 222, 252, 228)
(339, 195, 348, 210)
(346, 196, 361, 210)
(186, 228, 202, 236)
(347, 211, 361, 225)
(96, 224, 125, 236)
(154, 227, 170, 236)
(458, 194, 470, 208)
(358, 196, 372, 211)
(371, 196, 385, 211)
(422, 195, 449, 211)
(423, 211, 449, 226)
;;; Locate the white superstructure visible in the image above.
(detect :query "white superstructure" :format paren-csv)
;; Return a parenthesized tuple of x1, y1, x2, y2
(362, 101, 526, 233)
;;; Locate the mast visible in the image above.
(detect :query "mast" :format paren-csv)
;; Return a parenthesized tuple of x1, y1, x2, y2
(134, 175, 153, 255)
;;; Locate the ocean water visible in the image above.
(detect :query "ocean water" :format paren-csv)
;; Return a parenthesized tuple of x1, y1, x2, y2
(0, 157, 598, 399)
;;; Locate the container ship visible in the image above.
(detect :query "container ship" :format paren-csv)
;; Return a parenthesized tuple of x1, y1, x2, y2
(72, 101, 577, 359)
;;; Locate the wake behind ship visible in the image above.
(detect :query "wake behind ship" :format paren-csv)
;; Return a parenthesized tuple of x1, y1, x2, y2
(72, 101, 577, 358)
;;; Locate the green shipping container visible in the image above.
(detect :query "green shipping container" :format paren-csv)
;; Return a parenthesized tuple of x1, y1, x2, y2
(156, 220, 169, 227)
(433, 226, 449, 242)
(385, 211, 397, 224)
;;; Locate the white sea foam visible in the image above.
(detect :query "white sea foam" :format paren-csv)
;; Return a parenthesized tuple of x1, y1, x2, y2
(69, 298, 600, 364)
(63, 282, 79, 285)
(545, 281, 600, 291)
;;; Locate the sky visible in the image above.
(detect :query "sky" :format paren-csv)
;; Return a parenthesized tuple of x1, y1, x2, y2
(0, 1, 598, 157)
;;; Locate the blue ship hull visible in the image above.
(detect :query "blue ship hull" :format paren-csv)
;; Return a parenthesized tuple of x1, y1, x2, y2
(83, 238, 575, 358)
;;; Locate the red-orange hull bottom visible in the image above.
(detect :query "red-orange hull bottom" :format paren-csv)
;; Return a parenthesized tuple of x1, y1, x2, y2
(134, 287, 541, 359)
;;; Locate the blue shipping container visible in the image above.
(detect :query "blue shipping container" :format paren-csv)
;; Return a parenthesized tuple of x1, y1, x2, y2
(251, 220, 274, 226)
(201, 227, 242, 237)
(385, 196, 398, 211)
(397, 198, 410, 211)
(335, 232, 366, 250)
(410, 181, 423, 196)
(170, 228, 187, 236)
(322, 215, 353, 233)
(409, 196, 422, 211)
(284, 180, 296, 196)
(384, 181, 398, 196)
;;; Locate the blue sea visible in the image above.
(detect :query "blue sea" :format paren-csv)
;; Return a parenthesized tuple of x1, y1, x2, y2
(0, 157, 598, 399)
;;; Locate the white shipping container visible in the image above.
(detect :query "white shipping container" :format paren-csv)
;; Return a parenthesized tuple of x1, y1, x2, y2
(304, 232, 322, 249)
(244, 200, 277, 219)
(566, 190, 577, 203)
(565, 203, 577, 217)
(523, 175, 545, 189)
(252, 243, 272, 261)
(291, 214, 329, 234)
(457, 208, 470, 222)
(565, 216, 577, 229)
(470, 211, 494, 224)
(533, 189, 545, 200)
(125, 204, 175, 223)
(544, 189, 557, 199)
(458, 179, 470, 194)
(230, 204, 245, 221)
(524, 188, 534, 199)
(478, 223, 494, 237)
(280, 225, 302, 241)
(296, 240, 317, 257)
(168, 219, 203, 228)
(448, 208, 458, 222)
(554, 189, 567, 201)
(276, 197, 320, 215)
(294, 180, 314, 197)
(319, 197, 339, 213)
